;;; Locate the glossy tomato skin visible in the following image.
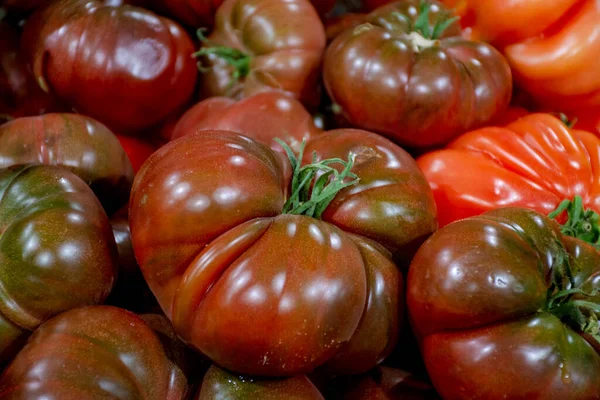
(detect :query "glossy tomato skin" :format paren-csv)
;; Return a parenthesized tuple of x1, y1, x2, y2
(444, 0, 600, 113)
(0, 306, 191, 399)
(0, 114, 134, 214)
(323, 0, 512, 148)
(171, 91, 322, 153)
(407, 208, 600, 399)
(417, 113, 600, 227)
(197, 0, 326, 108)
(0, 22, 57, 120)
(130, 129, 427, 376)
(21, 0, 197, 134)
(196, 365, 324, 399)
(0, 165, 118, 364)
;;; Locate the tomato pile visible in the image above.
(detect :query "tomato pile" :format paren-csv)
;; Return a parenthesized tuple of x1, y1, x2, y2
(0, 0, 599, 399)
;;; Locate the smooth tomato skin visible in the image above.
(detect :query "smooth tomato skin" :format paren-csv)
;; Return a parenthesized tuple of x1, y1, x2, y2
(306, 129, 438, 263)
(0, 165, 118, 363)
(196, 365, 324, 399)
(171, 92, 322, 153)
(129, 130, 287, 315)
(407, 208, 600, 399)
(116, 135, 157, 174)
(21, 0, 198, 134)
(417, 113, 600, 228)
(0, 23, 57, 120)
(197, 0, 326, 108)
(0, 114, 134, 215)
(0, 306, 190, 399)
(323, 0, 512, 148)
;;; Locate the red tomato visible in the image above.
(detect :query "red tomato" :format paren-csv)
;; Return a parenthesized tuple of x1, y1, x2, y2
(129, 129, 436, 376)
(323, 0, 512, 148)
(417, 113, 600, 228)
(21, 0, 197, 134)
(444, 0, 600, 113)
(0, 306, 193, 399)
(408, 207, 600, 399)
(116, 135, 157, 174)
(195, 0, 326, 108)
(0, 22, 58, 120)
(171, 91, 322, 153)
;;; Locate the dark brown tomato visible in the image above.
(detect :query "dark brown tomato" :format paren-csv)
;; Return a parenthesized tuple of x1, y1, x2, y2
(0, 113, 134, 214)
(0, 306, 191, 399)
(323, 0, 512, 148)
(0, 165, 118, 364)
(21, 0, 198, 134)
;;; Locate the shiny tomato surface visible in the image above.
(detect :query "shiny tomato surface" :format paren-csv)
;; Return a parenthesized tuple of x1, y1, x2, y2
(196, 0, 326, 107)
(0, 165, 118, 363)
(130, 129, 436, 376)
(323, 0, 512, 148)
(408, 207, 600, 399)
(417, 113, 600, 227)
(21, 0, 198, 134)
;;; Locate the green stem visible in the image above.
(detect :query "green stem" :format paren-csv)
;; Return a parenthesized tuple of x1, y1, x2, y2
(411, 1, 459, 40)
(548, 196, 600, 248)
(275, 139, 359, 219)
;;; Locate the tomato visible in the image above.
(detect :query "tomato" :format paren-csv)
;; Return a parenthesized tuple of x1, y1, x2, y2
(21, 0, 197, 134)
(171, 91, 322, 153)
(444, 0, 600, 113)
(323, 0, 512, 148)
(0, 113, 134, 214)
(335, 366, 441, 400)
(196, 365, 324, 399)
(417, 113, 600, 228)
(0, 22, 58, 120)
(0, 165, 118, 364)
(116, 135, 157, 174)
(311, 0, 336, 17)
(408, 207, 600, 399)
(195, 0, 326, 108)
(147, 0, 224, 29)
(0, 306, 193, 399)
(129, 129, 436, 376)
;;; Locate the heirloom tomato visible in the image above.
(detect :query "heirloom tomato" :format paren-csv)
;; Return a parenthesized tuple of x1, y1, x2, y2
(21, 0, 197, 134)
(116, 135, 157, 174)
(408, 207, 600, 399)
(0, 306, 193, 399)
(196, 365, 323, 399)
(417, 113, 600, 228)
(129, 129, 436, 376)
(0, 22, 57, 121)
(443, 0, 600, 113)
(0, 113, 134, 214)
(171, 91, 321, 153)
(195, 0, 326, 108)
(0, 165, 118, 364)
(323, 0, 512, 148)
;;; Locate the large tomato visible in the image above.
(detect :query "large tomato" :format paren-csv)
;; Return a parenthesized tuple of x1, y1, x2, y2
(0, 113, 134, 214)
(196, 365, 324, 399)
(0, 22, 57, 121)
(443, 0, 600, 113)
(129, 129, 436, 376)
(408, 207, 600, 399)
(417, 113, 600, 228)
(0, 165, 118, 363)
(0, 306, 193, 399)
(323, 0, 512, 148)
(21, 0, 197, 134)
(195, 0, 326, 108)
(171, 91, 322, 153)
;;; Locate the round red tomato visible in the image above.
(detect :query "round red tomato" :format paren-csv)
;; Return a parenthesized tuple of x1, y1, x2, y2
(323, 0, 512, 148)
(417, 113, 600, 228)
(21, 0, 197, 134)
(408, 207, 600, 399)
(129, 129, 436, 376)
(195, 0, 326, 108)
(171, 91, 322, 153)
